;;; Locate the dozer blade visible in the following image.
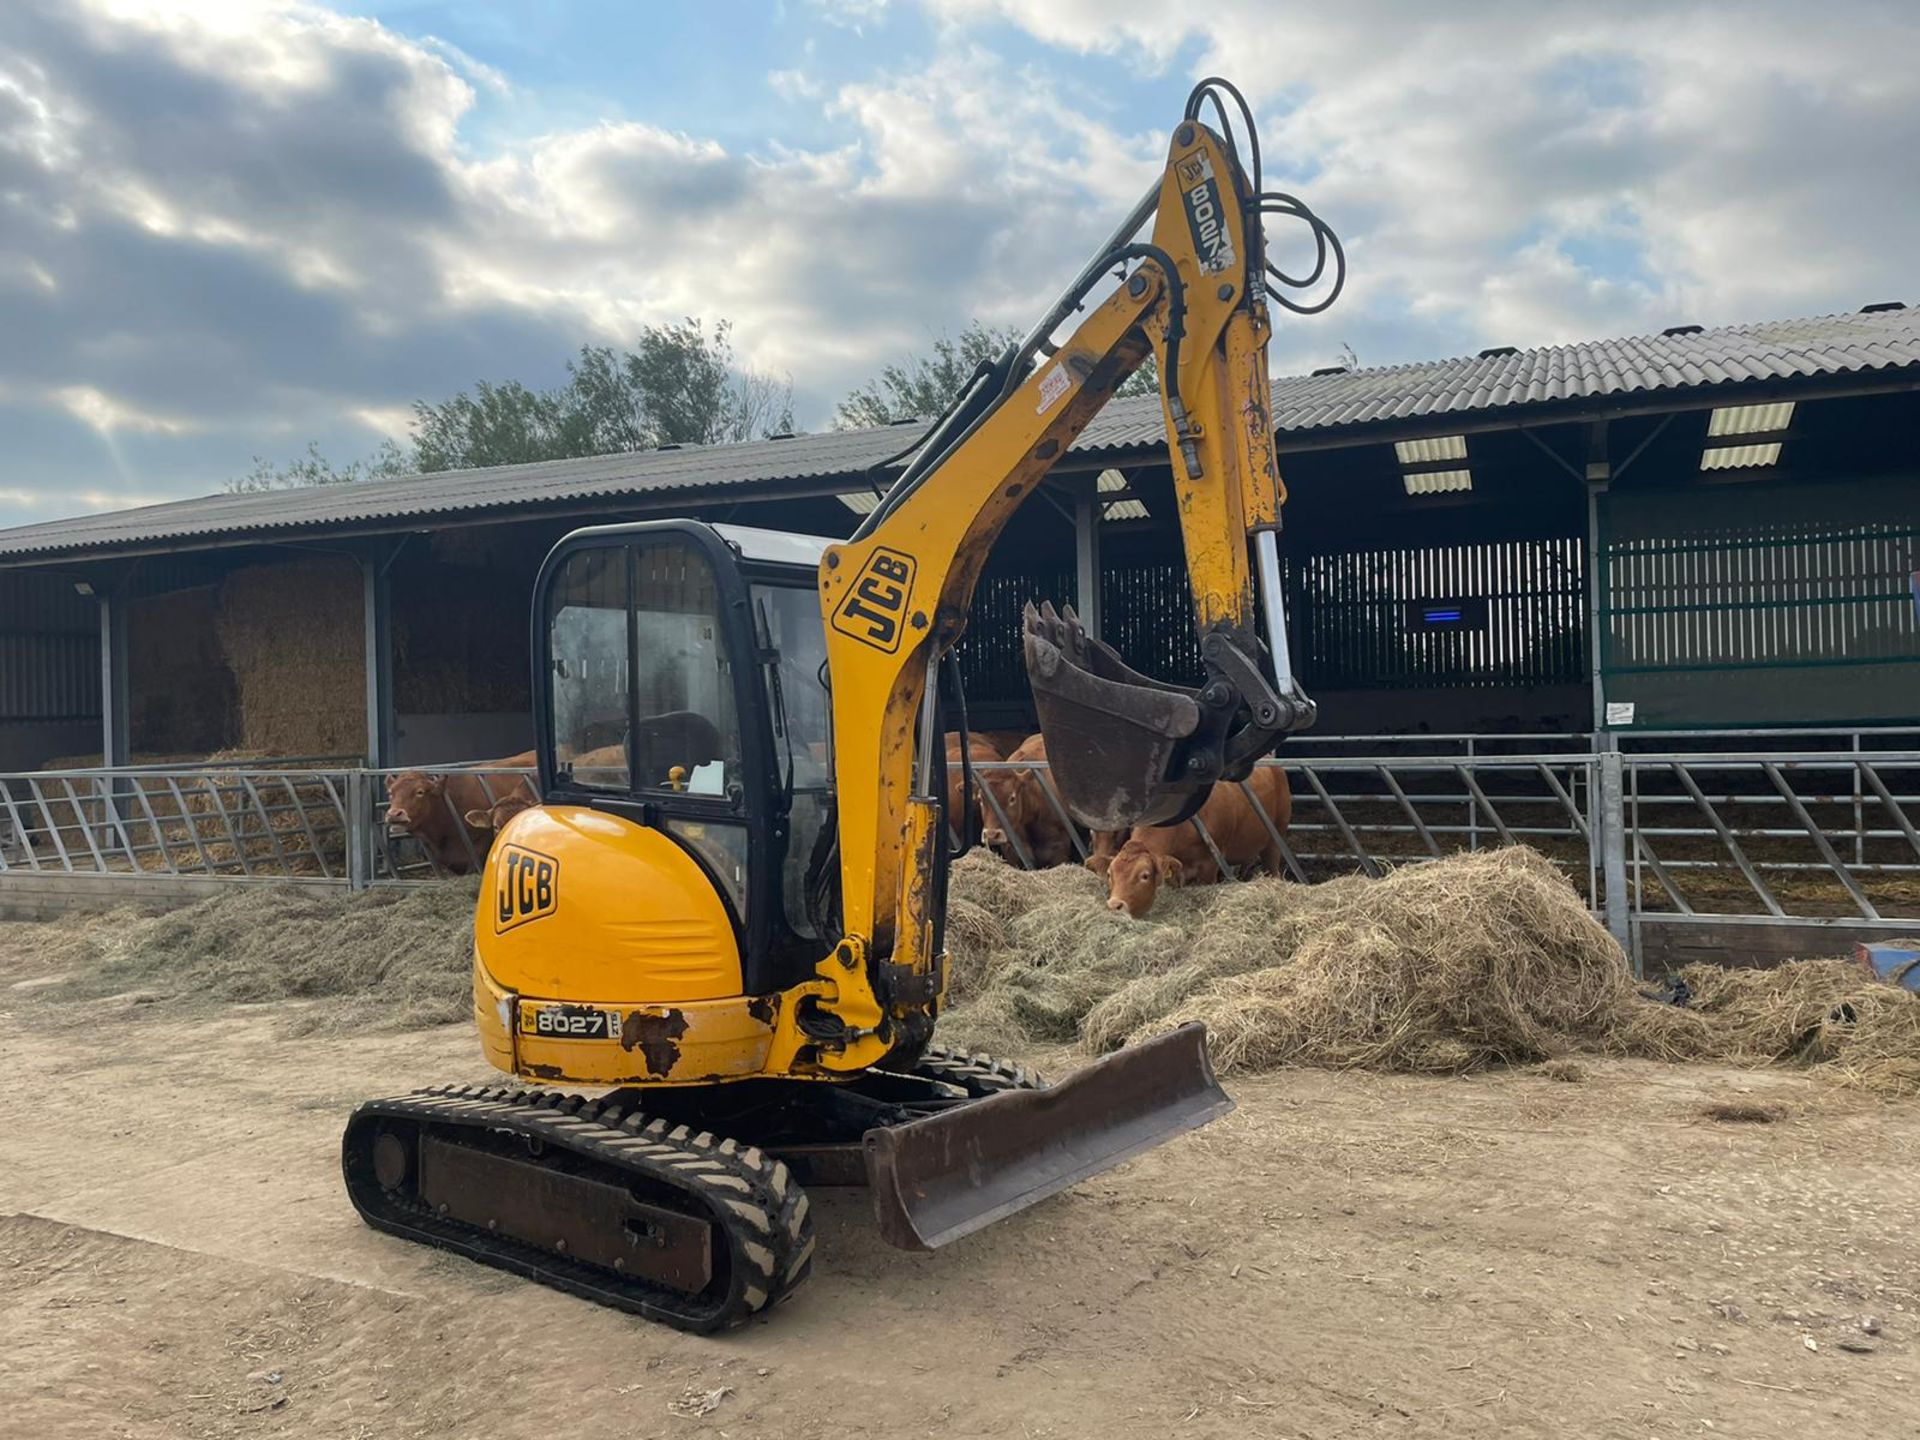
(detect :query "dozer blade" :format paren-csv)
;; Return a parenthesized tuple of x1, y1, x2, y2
(865, 1023, 1232, 1251)
(1023, 601, 1206, 830)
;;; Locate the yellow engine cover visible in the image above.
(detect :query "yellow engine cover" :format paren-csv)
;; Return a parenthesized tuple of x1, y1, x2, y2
(475, 803, 742, 1003)
(473, 804, 797, 1087)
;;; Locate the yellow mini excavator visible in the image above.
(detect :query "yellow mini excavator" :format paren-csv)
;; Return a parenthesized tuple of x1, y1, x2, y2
(343, 78, 1342, 1332)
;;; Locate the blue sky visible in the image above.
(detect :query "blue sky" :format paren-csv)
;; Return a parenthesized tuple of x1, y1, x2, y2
(1, 0, 1915, 529)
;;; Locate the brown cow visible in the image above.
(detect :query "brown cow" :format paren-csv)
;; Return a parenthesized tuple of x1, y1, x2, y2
(944, 731, 1004, 848)
(976, 734, 1092, 870)
(1094, 765, 1292, 919)
(460, 739, 635, 842)
(385, 751, 537, 874)
(464, 792, 538, 839)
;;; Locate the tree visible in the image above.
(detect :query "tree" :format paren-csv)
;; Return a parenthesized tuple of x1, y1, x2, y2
(834, 322, 1018, 429)
(414, 319, 793, 472)
(235, 318, 795, 488)
(228, 439, 408, 492)
(835, 320, 1160, 430)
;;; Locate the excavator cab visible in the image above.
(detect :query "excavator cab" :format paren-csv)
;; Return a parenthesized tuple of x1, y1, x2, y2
(530, 520, 840, 997)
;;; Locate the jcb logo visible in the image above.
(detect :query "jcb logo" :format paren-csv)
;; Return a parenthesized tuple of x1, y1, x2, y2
(495, 844, 559, 933)
(831, 548, 917, 652)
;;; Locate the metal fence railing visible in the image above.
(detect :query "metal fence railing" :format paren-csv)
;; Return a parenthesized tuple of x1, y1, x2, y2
(0, 764, 536, 886)
(1619, 751, 1920, 921)
(9, 734, 1920, 973)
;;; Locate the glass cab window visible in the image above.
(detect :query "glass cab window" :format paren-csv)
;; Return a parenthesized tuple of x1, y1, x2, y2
(546, 547, 631, 789)
(633, 544, 742, 796)
(754, 583, 834, 941)
(544, 540, 744, 799)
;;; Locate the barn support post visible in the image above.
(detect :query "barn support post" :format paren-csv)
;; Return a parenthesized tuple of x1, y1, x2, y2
(346, 769, 372, 892)
(360, 547, 398, 769)
(353, 544, 402, 889)
(1596, 750, 1632, 966)
(1581, 424, 1633, 961)
(96, 582, 132, 856)
(98, 586, 130, 769)
(1584, 424, 1611, 737)
(1073, 484, 1102, 638)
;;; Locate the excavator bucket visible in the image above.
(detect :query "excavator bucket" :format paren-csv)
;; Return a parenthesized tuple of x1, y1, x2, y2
(865, 1023, 1232, 1251)
(1023, 601, 1207, 830)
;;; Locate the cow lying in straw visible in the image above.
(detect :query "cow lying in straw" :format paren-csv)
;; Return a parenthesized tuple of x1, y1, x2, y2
(1091, 766, 1293, 919)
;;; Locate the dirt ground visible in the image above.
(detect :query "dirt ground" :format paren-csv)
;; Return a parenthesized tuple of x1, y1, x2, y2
(4, 958, 1918, 1438)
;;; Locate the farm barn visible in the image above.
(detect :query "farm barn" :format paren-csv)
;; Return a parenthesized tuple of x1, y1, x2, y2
(3, 304, 1919, 971)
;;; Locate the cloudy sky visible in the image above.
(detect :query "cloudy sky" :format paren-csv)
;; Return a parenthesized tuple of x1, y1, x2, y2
(1, 0, 1915, 529)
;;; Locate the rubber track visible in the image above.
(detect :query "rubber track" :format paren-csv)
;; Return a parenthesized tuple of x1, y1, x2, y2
(342, 1084, 814, 1334)
(910, 1045, 1046, 1096)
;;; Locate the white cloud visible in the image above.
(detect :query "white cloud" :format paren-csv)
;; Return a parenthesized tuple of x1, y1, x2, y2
(0, 0, 1914, 523)
(55, 385, 197, 434)
(0, 2, 1179, 450)
(76, 488, 173, 510)
(930, 0, 1920, 362)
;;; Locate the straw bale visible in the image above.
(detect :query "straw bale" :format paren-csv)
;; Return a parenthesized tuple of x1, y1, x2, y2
(393, 556, 529, 715)
(217, 556, 364, 756)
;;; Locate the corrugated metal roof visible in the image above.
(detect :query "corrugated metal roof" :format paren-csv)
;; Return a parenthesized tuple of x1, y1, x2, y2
(1074, 304, 1920, 450)
(0, 424, 923, 561)
(3, 306, 1916, 562)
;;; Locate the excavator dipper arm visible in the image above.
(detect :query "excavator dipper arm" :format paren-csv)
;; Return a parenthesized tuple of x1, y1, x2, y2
(811, 101, 1336, 1071)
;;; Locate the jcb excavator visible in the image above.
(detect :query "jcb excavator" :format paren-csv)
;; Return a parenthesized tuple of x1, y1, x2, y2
(343, 78, 1340, 1332)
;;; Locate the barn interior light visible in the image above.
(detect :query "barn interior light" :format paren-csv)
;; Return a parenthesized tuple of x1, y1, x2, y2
(72, 580, 94, 597)
(1402, 469, 1474, 495)
(836, 489, 882, 514)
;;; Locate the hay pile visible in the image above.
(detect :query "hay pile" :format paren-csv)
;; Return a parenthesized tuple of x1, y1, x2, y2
(1616, 957, 1920, 1096)
(942, 847, 1920, 1093)
(17, 882, 477, 1035)
(943, 846, 1636, 1072)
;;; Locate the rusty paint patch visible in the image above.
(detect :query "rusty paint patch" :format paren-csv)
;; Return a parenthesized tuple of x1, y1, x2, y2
(620, 1008, 691, 1077)
(746, 994, 778, 1027)
(523, 1062, 565, 1080)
